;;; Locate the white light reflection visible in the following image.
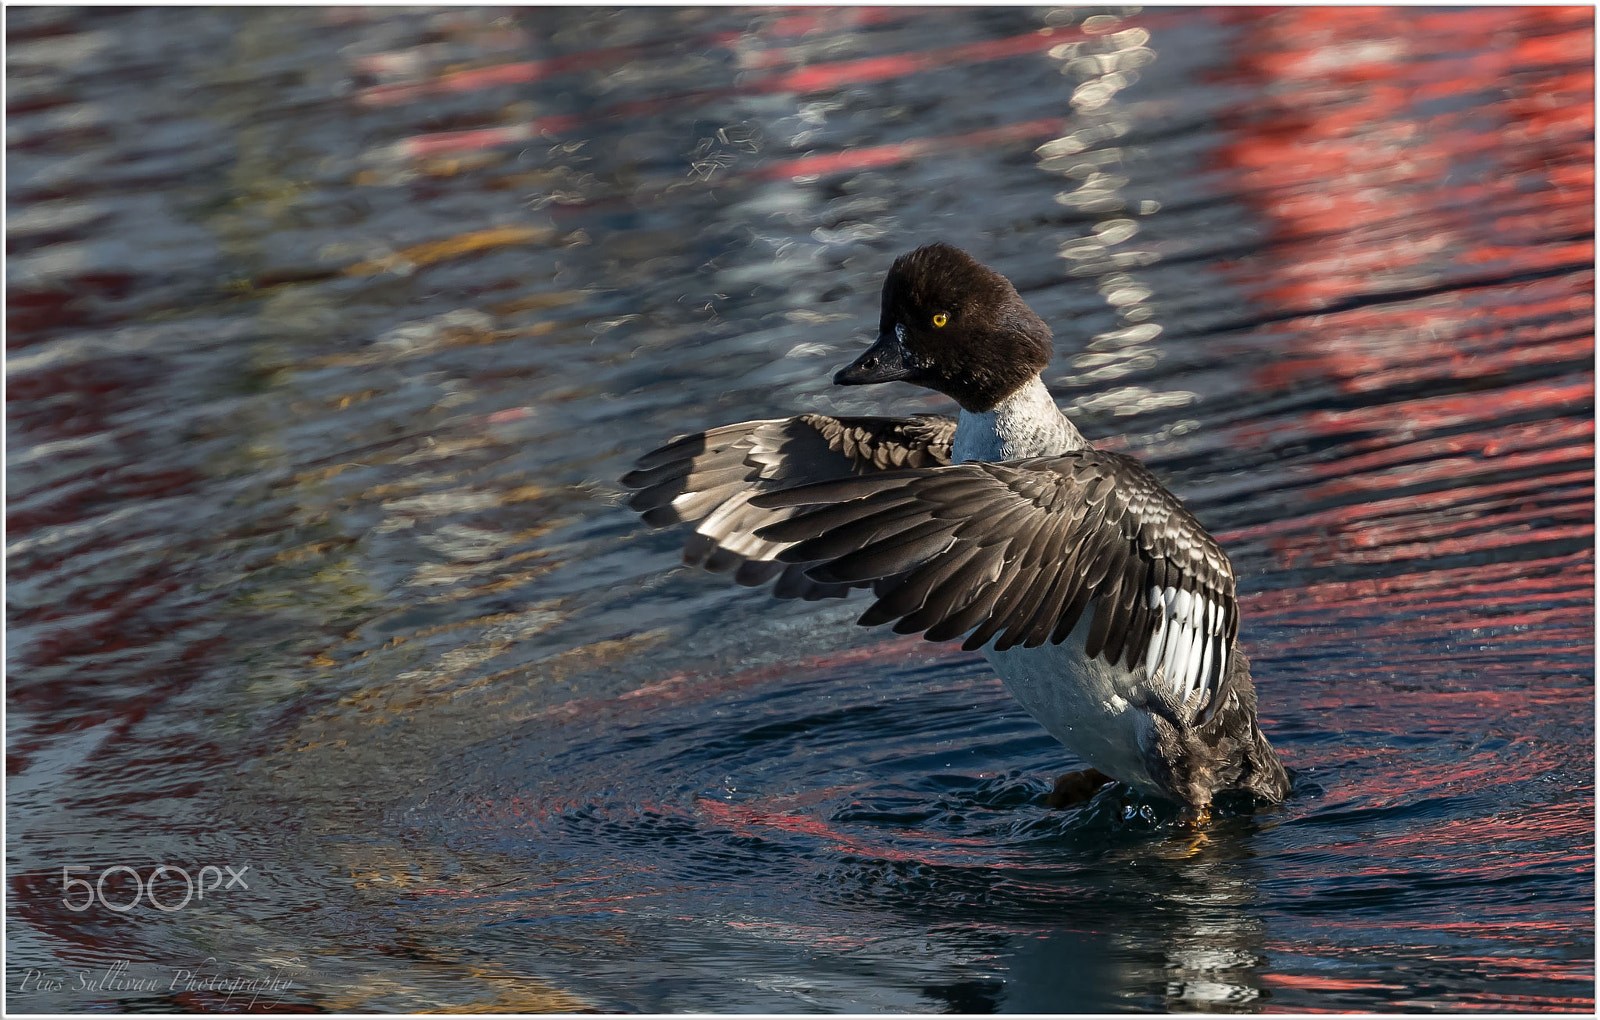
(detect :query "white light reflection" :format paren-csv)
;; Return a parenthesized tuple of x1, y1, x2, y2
(1039, 8, 1195, 418)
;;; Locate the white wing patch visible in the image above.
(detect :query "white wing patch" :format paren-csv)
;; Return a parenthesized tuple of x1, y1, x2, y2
(1144, 585, 1227, 713)
(695, 492, 785, 561)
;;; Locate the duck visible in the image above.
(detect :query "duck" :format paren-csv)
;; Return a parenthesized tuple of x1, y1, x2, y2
(620, 242, 1290, 820)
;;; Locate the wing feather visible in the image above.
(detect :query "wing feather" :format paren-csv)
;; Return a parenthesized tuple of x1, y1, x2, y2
(895, 546, 1004, 636)
(621, 413, 955, 598)
(753, 449, 1239, 724)
(860, 541, 988, 626)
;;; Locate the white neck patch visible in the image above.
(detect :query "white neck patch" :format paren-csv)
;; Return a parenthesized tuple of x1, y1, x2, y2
(951, 375, 1087, 463)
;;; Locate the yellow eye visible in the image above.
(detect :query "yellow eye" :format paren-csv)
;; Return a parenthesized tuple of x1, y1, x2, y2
(932, 312, 948, 328)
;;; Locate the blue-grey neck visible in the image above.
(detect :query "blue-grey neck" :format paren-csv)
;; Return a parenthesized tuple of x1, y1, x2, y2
(951, 375, 1088, 463)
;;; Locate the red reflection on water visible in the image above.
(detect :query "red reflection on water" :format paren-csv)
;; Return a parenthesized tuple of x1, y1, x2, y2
(1210, 3, 1594, 424)
(1206, 21, 1593, 993)
(694, 794, 1002, 868)
(1264, 973, 1403, 993)
(533, 633, 942, 725)
(750, 118, 1068, 182)
(370, 16, 1095, 111)
(768, 22, 1087, 94)
(1206, 7, 1594, 695)
(1213, 6, 1592, 307)
(391, 11, 1217, 171)
(354, 8, 918, 108)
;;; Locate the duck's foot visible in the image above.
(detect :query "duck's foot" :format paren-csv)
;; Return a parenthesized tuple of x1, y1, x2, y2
(1046, 768, 1114, 809)
(1177, 803, 1212, 830)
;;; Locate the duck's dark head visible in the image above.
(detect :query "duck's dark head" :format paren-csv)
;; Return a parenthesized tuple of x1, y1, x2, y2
(834, 243, 1053, 413)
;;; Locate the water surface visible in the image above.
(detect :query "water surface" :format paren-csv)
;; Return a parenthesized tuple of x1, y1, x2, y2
(7, 6, 1593, 1012)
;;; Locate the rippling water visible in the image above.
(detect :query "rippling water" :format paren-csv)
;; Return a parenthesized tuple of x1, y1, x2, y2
(7, 6, 1593, 1012)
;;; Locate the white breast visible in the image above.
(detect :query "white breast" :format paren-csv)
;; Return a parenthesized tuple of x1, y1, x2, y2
(952, 376, 1161, 790)
(981, 610, 1162, 794)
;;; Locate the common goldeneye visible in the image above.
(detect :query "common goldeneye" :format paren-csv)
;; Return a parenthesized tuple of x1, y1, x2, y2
(621, 243, 1290, 819)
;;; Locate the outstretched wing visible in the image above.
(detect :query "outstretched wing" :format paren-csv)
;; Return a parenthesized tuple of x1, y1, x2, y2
(619, 413, 956, 599)
(752, 451, 1238, 719)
